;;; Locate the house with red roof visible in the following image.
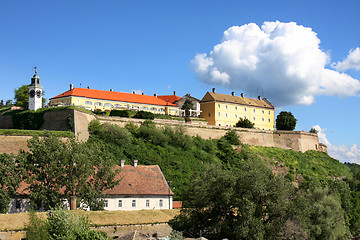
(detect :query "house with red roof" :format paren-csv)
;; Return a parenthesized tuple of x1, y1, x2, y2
(8, 160, 174, 213)
(49, 85, 181, 116)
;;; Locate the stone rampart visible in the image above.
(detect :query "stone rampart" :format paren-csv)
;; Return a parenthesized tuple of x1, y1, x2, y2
(0, 135, 31, 155)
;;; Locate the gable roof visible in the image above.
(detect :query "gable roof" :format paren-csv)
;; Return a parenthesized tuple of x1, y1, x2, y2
(200, 92, 274, 109)
(103, 165, 174, 196)
(50, 88, 177, 107)
(157, 95, 182, 104)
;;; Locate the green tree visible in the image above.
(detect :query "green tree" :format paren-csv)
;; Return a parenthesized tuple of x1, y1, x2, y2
(170, 161, 295, 240)
(276, 111, 297, 130)
(235, 117, 255, 128)
(14, 85, 30, 109)
(18, 133, 119, 211)
(0, 100, 4, 108)
(181, 99, 194, 117)
(0, 153, 22, 213)
(310, 127, 318, 133)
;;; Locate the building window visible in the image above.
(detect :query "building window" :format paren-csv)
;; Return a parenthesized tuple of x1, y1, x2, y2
(104, 200, 108, 208)
(208, 113, 211, 117)
(235, 114, 238, 119)
(94, 102, 102, 106)
(15, 199, 21, 209)
(218, 112, 220, 117)
(269, 111, 271, 114)
(262, 110, 264, 114)
(118, 200, 122, 208)
(150, 107, 157, 112)
(159, 199, 163, 207)
(85, 101, 92, 105)
(159, 108, 165, 112)
(132, 200, 136, 208)
(244, 107, 247, 111)
(141, 106, 149, 110)
(104, 103, 112, 107)
(114, 104, 121, 108)
(226, 105, 228, 109)
(218, 104, 220, 108)
(225, 113, 228, 118)
(244, 115, 247, 119)
(235, 106, 238, 110)
(253, 117, 256, 121)
(253, 109, 256, 113)
(268, 118, 271, 122)
(132, 106, 139, 110)
(146, 200, 150, 207)
(262, 118, 264, 122)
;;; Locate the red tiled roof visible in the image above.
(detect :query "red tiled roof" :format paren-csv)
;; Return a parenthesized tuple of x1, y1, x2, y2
(103, 165, 174, 196)
(50, 88, 177, 107)
(157, 95, 181, 104)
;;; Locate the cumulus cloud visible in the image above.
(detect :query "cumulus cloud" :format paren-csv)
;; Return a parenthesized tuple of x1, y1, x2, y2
(312, 125, 360, 164)
(191, 21, 360, 106)
(332, 47, 360, 71)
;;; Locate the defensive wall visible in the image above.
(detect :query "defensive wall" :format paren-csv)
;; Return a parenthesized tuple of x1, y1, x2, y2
(0, 109, 326, 154)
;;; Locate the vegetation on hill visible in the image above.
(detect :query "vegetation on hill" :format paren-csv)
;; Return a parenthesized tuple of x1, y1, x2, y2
(2, 119, 360, 238)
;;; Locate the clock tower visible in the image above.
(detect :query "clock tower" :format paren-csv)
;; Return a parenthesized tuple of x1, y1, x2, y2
(28, 67, 43, 111)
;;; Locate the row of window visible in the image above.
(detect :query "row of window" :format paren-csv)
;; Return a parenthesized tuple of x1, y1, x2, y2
(104, 199, 164, 208)
(84, 101, 166, 112)
(217, 104, 271, 114)
(216, 112, 272, 122)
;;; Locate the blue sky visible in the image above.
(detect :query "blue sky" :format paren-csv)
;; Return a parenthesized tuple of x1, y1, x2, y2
(1, 0, 359, 162)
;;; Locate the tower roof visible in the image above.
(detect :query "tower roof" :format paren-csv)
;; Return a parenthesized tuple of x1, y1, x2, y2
(29, 68, 43, 89)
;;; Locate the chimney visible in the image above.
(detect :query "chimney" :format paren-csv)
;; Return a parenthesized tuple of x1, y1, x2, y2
(110, 89, 113, 91)
(241, 93, 244, 98)
(212, 88, 215, 93)
(258, 96, 261, 100)
(142, 93, 144, 95)
(133, 159, 138, 167)
(120, 159, 125, 167)
(154, 93, 157, 97)
(87, 86, 90, 89)
(173, 91, 176, 96)
(70, 84, 74, 90)
(133, 91, 135, 94)
(231, 91, 235, 96)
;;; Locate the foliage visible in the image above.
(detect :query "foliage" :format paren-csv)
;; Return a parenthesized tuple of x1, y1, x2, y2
(14, 85, 30, 109)
(223, 130, 241, 145)
(0, 153, 22, 213)
(25, 209, 110, 240)
(310, 127, 318, 133)
(93, 109, 104, 115)
(88, 119, 103, 135)
(235, 117, 255, 128)
(181, 99, 194, 116)
(6, 110, 45, 130)
(276, 111, 297, 130)
(18, 133, 119, 211)
(133, 110, 155, 120)
(66, 114, 73, 131)
(109, 109, 135, 117)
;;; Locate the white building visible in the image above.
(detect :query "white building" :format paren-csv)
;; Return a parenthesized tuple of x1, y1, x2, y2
(28, 68, 43, 111)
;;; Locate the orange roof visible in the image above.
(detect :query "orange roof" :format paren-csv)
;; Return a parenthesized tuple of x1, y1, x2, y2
(157, 95, 181, 104)
(173, 201, 182, 209)
(50, 88, 177, 107)
(103, 165, 174, 196)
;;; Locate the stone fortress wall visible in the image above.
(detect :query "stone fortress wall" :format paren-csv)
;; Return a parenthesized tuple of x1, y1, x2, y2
(0, 109, 326, 154)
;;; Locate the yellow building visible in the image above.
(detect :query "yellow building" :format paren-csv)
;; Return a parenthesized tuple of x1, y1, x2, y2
(200, 89, 275, 130)
(49, 85, 181, 115)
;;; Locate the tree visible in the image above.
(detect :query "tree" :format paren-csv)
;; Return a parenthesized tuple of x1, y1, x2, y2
(18, 133, 119, 211)
(0, 100, 4, 108)
(170, 161, 295, 239)
(235, 117, 255, 128)
(310, 128, 318, 133)
(14, 85, 30, 109)
(181, 99, 194, 117)
(276, 111, 297, 130)
(0, 153, 22, 213)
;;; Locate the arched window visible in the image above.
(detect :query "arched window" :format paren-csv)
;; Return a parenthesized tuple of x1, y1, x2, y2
(141, 106, 149, 111)
(85, 101, 92, 105)
(104, 103, 112, 108)
(94, 102, 102, 106)
(150, 107, 157, 112)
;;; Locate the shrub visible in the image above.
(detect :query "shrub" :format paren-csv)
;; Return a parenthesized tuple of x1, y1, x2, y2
(133, 110, 155, 120)
(93, 109, 104, 115)
(88, 119, 102, 135)
(110, 109, 133, 117)
(223, 130, 241, 145)
(235, 117, 255, 128)
(309, 128, 318, 133)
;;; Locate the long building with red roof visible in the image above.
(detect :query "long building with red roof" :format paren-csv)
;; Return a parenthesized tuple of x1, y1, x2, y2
(49, 85, 183, 115)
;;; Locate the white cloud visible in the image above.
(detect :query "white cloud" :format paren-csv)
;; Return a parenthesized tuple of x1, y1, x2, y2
(191, 21, 360, 106)
(332, 47, 360, 71)
(312, 125, 360, 164)
(131, 89, 143, 94)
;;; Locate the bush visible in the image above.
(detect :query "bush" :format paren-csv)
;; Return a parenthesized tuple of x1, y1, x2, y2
(223, 130, 241, 145)
(93, 109, 104, 115)
(235, 117, 255, 128)
(309, 128, 318, 133)
(133, 110, 155, 120)
(110, 109, 134, 117)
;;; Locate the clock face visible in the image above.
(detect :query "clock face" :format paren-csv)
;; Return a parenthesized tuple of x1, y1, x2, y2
(29, 90, 35, 98)
(36, 90, 42, 98)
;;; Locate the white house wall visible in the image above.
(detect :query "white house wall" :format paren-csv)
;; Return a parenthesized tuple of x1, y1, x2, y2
(104, 195, 173, 211)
